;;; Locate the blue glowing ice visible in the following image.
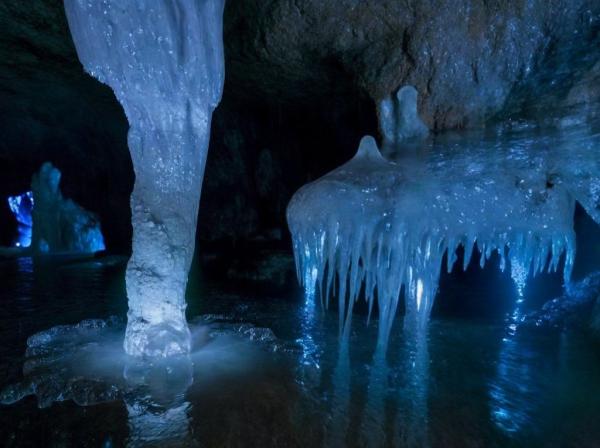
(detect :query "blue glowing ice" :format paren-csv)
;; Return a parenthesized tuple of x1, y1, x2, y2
(30, 163, 105, 254)
(7, 163, 105, 254)
(287, 104, 600, 348)
(7, 191, 33, 247)
(64, 0, 225, 357)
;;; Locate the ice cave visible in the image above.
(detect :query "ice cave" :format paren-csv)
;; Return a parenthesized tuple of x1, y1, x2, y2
(7, 191, 33, 248)
(6, 163, 105, 254)
(0, 0, 599, 446)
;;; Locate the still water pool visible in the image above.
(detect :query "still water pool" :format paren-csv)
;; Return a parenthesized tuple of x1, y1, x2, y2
(0, 253, 599, 447)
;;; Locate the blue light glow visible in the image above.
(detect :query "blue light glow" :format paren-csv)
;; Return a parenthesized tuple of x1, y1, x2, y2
(7, 191, 34, 248)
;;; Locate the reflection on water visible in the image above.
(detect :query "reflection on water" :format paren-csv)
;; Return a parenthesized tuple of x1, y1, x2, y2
(0, 308, 295, 446)
(489, 254, 554, 435)
(489, 256, 533, 433)
(490, 336, 538, 434)
(2, 102, 600, 446)
(0, 254, 600, 446)
(361, 348, 388, 446)
(398, 329, 430, 447)
(359, 328, 430, 448)
(124, 357, 193, 447)
(16, 256, 33, 274)
(282, 112, 600, 446)
(327, 345, 351, 446)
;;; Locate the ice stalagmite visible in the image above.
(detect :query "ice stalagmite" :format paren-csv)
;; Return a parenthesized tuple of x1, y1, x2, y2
(64, 1, 225, 357)
(31, 162, 105, 254)
(287, 88, 583, 344)
(379, 86, 429, 146)
(8, 163, 105, 253)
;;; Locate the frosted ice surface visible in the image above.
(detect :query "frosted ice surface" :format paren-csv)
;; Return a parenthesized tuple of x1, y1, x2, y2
(0, 317, 125, 408)
(30, 163, 105, 254)
(0, 316, 281, 416)
(379, 86, 429, 147)
(7, 191, 33, 247)
(287, 123, 600, 342)
(64, 0, 225, 356)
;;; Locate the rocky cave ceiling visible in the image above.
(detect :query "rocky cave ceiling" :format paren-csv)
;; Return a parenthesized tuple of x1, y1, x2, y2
(0, 0, 598, 249)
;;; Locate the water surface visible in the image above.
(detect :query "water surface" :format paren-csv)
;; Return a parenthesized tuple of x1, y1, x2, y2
(1, 252, 599, 447)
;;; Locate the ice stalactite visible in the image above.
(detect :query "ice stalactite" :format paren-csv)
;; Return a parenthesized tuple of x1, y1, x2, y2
(288, 116, 585, 346)
(64, 0, 225, 357)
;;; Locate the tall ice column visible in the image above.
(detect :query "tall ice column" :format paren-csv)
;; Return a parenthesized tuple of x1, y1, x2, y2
(64, 0, 225, 356)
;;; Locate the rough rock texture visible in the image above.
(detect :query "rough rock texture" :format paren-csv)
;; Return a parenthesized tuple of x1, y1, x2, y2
(560, 60, 600, 125)
(224, 0, 600, 129)
(0, 0, 598, 249)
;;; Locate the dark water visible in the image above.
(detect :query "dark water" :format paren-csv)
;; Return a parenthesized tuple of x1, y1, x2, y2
(0, 252, 599, 448)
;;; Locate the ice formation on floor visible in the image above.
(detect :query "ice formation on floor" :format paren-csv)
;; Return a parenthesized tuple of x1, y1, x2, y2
(7, 191, 33, 247)
(287, 121, 600, 342)
(379, 86, 429, 147)
(30, 162, 105, 254)
(0, 318, 126, 408)
(0, 314, 283, 444)
(64, 0, 225, 356)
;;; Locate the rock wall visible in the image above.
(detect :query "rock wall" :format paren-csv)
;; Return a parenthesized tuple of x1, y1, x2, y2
(224, 0, 599, 129)
(0, 0, 598, 250)
(0, 0, 132, 251)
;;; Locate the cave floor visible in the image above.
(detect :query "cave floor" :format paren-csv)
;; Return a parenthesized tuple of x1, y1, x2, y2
(0, 254, 599, 447)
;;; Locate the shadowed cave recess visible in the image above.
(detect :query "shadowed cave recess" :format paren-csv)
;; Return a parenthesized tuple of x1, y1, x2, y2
(2, 0, 597, 254)
(1, 0, 600, 447)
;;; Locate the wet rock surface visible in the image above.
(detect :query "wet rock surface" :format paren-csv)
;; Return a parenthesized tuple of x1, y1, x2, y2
(522, 272, 600, 330)
(592, 296, 600, 341)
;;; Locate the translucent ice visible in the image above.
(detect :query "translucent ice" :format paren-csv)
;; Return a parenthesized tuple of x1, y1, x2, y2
(379, 86, 429, 147)
(64, 0, 225, 356)
(287, 122, 600, 344)
(30, 162, 105, 254)
(0, 314, 283, 444)
(7, 191, 33, 247)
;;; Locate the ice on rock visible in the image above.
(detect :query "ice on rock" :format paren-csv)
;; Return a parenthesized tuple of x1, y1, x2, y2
(64, 0, 225, 357)
(30, 162, 105, 254)
(287, 128, 585, 342)
(379, 86, 429, 147)
(521, 271, 600, 329)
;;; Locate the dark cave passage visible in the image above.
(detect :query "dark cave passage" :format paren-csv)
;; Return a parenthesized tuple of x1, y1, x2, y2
(0, 1, 599, 446)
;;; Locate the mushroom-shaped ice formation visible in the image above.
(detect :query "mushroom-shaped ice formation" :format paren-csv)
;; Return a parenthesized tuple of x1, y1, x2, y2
(287, 131, 583, 343)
